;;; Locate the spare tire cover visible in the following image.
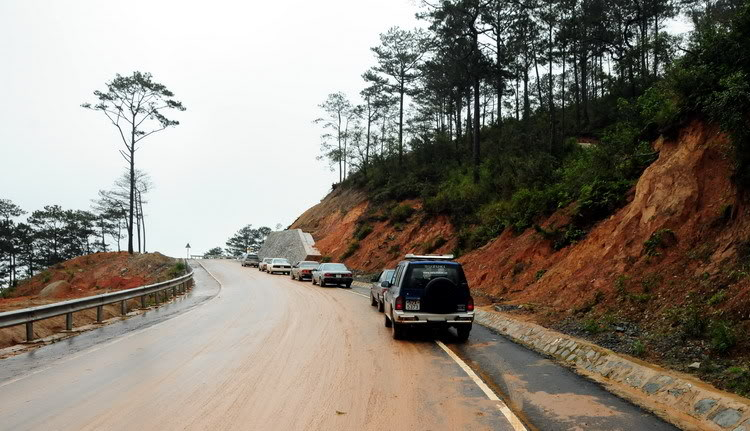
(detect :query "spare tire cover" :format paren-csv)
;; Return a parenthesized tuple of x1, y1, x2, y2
(422, 277, 458, 314)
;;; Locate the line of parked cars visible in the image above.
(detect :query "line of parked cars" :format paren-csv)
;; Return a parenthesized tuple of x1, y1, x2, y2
(240, 252, 474, 342)
(244, 256, 354, 288)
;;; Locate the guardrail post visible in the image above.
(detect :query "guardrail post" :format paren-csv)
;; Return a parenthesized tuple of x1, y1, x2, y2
(65, 312, 73, 331)
(141, 295, 146, 309)
(154, 292, 160, 305)
(26, 322, 34, 342)
(172, 286, 176, 297)
(96, 306, 103, 323)
(120, 300, 127, 315)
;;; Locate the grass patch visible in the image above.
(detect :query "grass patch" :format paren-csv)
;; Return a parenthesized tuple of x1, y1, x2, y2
(340, 241, 360, 260)
(353, 223, 374, 241)
(168, 262, 187, 278)
(631, 340, 646, 357)
(707, 290, 728, 306)
(582, 318, 604, 334)
(389, 204, 415, 224)
(709, 320, 737, 353)
(643, 228, 676, 257)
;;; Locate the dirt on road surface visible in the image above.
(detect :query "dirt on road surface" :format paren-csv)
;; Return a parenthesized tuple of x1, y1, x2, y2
(0, 259, 515, 430)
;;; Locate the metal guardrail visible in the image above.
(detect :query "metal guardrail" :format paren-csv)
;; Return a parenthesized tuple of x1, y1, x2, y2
(0, 262, 195, 342)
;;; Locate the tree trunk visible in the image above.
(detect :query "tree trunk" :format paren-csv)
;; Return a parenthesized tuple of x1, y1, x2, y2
(365, 102, 371, 176)
(398, 79, 405, 166)
(548, 20, 555, 151)
(466, 89, 472, 152)
(572, 46, 581, 132)
(456, 91, 463, 140)
(580, 49, 589, 127)
(136, 197, 141, 254)
(139, 191, 146, 253)
(128, 144, 135, 254)
(473, 75, 481, 183)
(337, 111, 342, 183)
(523, 57, 530, 121)
(562, 45, 566, 138)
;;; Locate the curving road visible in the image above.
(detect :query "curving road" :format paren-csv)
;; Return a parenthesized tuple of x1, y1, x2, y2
(0, 260, 676, 431)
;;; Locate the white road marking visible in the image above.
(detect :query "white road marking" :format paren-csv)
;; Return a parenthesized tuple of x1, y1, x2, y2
(346, 285, 528, 431)
(435, 340, 528, 431)
(0, 261, 222, 390)
(344, 289, 369, 299)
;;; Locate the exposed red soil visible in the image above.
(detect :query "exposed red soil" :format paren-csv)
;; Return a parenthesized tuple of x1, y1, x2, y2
(292, 194, 457, 271)
(0, 252, 178, 349)
(293, 121, 750, 394)
(296, 121, 749, 316)
(2, 252, 177, 308)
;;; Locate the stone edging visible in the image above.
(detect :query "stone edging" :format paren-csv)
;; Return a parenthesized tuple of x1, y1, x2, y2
(475, 309, 750, 431)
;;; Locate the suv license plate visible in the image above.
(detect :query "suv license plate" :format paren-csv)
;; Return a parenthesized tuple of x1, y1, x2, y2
(336, 274, 342, 278)
(405, 300, 420, 311)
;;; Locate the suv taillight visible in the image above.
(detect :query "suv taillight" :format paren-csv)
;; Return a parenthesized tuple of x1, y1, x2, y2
(395, 296, 404, 311)
(467, 296, 474, 312)
(324, 273, 333, 277)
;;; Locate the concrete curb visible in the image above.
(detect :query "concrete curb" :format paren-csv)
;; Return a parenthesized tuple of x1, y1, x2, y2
(475, 309, 750, 431)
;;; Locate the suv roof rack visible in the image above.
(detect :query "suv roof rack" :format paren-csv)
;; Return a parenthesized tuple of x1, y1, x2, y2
(404, 254, 455, 261)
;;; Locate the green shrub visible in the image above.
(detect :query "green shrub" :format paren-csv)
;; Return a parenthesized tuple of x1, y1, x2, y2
(643, 228, 676, 257)
(725, 367, 750, 397)
(340, 241, 360, 260)
(707, 290, 728, 306)
(389, 204, 415, 224)
(666, 305, 706, 338)
(709, 320, 737, 353)
(168, 262, 187, 278)
(354, 223, 374, 241)
(628, 293, 652, 303)
(582, 318, 603, 334)
(632, 340, 646, 357)
(320, 256, 332, 263)
(535, 269, 547, 280)
(536, 224, 587, 250)
(574, 179, 632, 226)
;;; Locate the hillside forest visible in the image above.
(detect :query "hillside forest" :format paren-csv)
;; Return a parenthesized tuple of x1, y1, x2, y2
(315, 0, 750, 254)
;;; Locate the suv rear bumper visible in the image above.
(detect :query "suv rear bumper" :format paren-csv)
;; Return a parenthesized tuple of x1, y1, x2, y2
(393, 311, 474, 325)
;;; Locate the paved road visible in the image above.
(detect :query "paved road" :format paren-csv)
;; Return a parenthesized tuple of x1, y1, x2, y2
(0, 260, 678, 430)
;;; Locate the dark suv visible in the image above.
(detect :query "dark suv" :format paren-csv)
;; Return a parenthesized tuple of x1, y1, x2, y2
(382, 254, 474, 341)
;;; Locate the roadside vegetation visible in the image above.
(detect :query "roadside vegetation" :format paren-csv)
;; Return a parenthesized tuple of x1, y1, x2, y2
(314, 0, 749, 256)
(309, 0, 750, 397)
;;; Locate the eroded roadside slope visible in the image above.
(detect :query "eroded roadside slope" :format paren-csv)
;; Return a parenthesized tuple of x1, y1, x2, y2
(293, 121, 750, 397)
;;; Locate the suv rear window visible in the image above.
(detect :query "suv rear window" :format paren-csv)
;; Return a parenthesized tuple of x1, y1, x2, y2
(405, 263, 465, 289)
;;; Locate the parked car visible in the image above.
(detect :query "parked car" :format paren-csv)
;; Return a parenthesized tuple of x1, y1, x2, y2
(370, 268, 395, 312)
(268, 258, 292, 275)
(311, 263, 353, 288)
(242, 253, 260, 267)
(382, 254, 474, 341)
(291, 261, 319, 281)
(259, 258, 273, 272)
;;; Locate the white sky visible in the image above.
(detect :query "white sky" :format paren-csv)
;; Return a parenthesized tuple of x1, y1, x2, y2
(0, 0, 420, 257)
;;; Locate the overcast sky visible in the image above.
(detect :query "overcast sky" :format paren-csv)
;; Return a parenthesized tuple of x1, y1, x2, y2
(0, 0, 420, 258)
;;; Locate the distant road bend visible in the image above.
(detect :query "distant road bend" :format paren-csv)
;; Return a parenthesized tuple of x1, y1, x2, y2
(0, 260, 676, 430)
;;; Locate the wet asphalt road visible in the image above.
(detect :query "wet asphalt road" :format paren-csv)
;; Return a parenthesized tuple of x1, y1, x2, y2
(349, 284, 679, 431)
(0, 260, 678, 430)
